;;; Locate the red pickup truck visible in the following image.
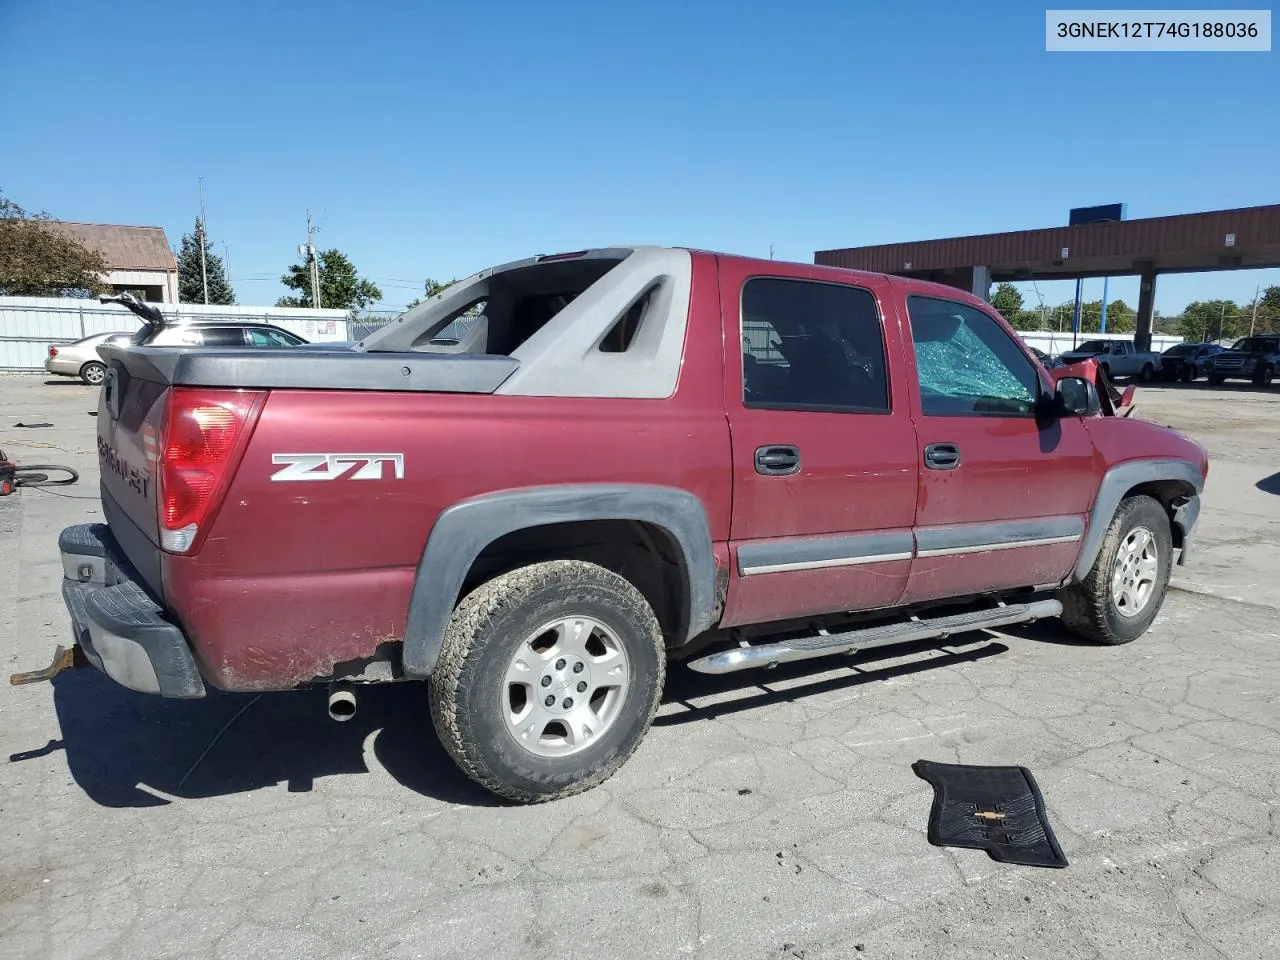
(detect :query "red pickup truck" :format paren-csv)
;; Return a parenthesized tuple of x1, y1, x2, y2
(27, 246, 1207, 803)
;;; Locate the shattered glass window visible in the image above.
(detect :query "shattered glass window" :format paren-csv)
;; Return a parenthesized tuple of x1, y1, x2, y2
(907, 296, 1040, 417)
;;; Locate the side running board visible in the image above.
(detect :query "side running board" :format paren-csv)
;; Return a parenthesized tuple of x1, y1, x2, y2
(686, 599, 1063, 675)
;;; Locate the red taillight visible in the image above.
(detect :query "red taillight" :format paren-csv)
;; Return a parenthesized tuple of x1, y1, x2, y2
(157, 388, 265, 553)
(49, 346, 59, 357)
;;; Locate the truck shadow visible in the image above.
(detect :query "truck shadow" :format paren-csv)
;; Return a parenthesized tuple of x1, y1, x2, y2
(656, 636, 1010, 725)
(27, 631, 1034, 809)
(29, 670, 505, 809)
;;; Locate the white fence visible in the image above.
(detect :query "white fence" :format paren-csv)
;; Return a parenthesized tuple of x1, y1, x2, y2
(1015, 330, 1186, 357)
(0, 296, 352, 370)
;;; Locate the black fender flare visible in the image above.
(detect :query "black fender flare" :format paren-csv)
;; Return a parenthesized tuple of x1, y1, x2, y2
(1073, 458, 1204, 581)
(401, 484, 718, 677)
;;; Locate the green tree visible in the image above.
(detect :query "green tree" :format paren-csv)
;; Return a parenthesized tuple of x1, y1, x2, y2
(0, 190, 110, 296)
(177, 217, 235, 304)
(1010, 308, 1043, 331)
(277, 248, 382, 310)
(989, 282, 1024, 325)
(1177, 300, 1242, 342)
(404, 277, 456, 310)
(1247, 285, 1280, 334)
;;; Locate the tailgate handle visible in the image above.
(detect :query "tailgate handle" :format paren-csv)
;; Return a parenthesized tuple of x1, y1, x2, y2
(755, 445, 800, 476)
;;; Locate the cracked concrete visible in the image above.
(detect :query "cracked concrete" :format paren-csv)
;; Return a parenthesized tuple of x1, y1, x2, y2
(2, 372, 1279, 960)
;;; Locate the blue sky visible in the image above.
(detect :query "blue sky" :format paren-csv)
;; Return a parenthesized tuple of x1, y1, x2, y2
(1, 0, 1276, 314)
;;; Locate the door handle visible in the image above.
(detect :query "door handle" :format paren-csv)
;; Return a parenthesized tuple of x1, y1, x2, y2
(755, 445, 800, 476)
(924, 442, 960, 470)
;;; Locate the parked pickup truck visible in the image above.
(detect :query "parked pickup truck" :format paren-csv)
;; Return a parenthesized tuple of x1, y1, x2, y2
(1207, 335, 1280, 387)
(18, 246, 1208, 804)
(1057, 339, 1162, 381)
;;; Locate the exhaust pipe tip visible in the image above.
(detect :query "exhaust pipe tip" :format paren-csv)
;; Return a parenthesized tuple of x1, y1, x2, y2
(328, 683, 357, 722)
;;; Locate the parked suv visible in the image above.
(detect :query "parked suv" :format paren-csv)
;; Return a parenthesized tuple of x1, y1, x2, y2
(1208, 335, 1280, 386)
(1160, 342, 1224, 382)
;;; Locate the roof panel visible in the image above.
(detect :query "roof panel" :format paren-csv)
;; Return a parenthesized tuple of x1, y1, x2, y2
(46, 221, 177, 272)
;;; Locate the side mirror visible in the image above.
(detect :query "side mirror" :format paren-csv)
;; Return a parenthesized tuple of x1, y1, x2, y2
(1053, 376, 1100, 417)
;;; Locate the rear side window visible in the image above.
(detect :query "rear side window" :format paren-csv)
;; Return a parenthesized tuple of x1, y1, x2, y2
(197, 328, 248, 347)
(907, 296, 1041, 417)
(246, 328, 304, 347)
(740, 278, 889, 413)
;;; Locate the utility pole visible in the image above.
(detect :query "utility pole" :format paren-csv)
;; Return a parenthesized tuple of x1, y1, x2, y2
(1249, 283, 1260, 336)
(1071, 278, 1083, 349)
(198, 177, 209, 304)
(769, 244, 774, 260)
(1099, 277, 1109, 333)
(1218, 301, 1226, 341)
(306, 209, 321, 308)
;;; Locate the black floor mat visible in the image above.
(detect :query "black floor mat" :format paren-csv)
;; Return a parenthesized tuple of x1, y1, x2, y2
(912, 759, 1068, 868)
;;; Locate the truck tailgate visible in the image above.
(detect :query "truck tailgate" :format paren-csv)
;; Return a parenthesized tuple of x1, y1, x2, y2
(96, 363, 167, 595)
(95, 341, 520, 599)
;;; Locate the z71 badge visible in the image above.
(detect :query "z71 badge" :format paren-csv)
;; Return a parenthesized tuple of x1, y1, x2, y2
(270, 453, 405, 482)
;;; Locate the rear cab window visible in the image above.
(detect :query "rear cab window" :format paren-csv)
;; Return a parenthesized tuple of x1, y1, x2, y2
(740, 277, 890, 413)
(906, 295, 1042, 417)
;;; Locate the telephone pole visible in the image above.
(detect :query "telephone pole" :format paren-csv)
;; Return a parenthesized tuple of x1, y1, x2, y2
(198, 177, 209, 304)
(1249, 284, 1261, 336)
(306, 209, 321, 308)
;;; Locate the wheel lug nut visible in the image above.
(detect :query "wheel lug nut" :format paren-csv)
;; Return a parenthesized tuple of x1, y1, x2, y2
(540, 676, 552, 687)
(563, 698, 574, 709)
(544, 695, 555, 707)
(573, 662, 584, 674)
(576, 681, 587, 693)
(555, 658, 566, 670)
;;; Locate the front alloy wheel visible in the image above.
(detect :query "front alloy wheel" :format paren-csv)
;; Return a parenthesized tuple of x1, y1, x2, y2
(1059, 494, 1173, 645)
(1110, 526, 1159, 618)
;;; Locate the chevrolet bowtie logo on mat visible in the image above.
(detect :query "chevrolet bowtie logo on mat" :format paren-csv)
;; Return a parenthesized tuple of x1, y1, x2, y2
(973, 810, 1008, 821)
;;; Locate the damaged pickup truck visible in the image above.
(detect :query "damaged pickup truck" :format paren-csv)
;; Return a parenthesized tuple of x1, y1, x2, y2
(18, 246, 1209, 803)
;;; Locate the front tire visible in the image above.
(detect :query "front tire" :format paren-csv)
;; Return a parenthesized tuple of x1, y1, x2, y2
(429, 560, 666, 803)
(80, 361, 106, 386)
(1060, 495, 1173, 645)
(1208, 374, 1226, 386)
(1253, 365, 1274, 387)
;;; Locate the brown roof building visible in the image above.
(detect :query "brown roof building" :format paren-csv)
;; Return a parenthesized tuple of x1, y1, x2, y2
(47, 221, 178, 303)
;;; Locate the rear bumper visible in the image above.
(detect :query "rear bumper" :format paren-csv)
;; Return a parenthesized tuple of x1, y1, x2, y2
(45, 357, 81, 377)
(58, 523, 205, 698)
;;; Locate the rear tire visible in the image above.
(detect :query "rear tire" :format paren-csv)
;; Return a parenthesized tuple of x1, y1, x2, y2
(1208, 374, 1226, 386)
(1060, 495, 1172, 646)
(1139, 363, 1153, 382)
(1253, 365, 1274, 387)
(429, 560, 665, 804)
(80, 361, 106, 386)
